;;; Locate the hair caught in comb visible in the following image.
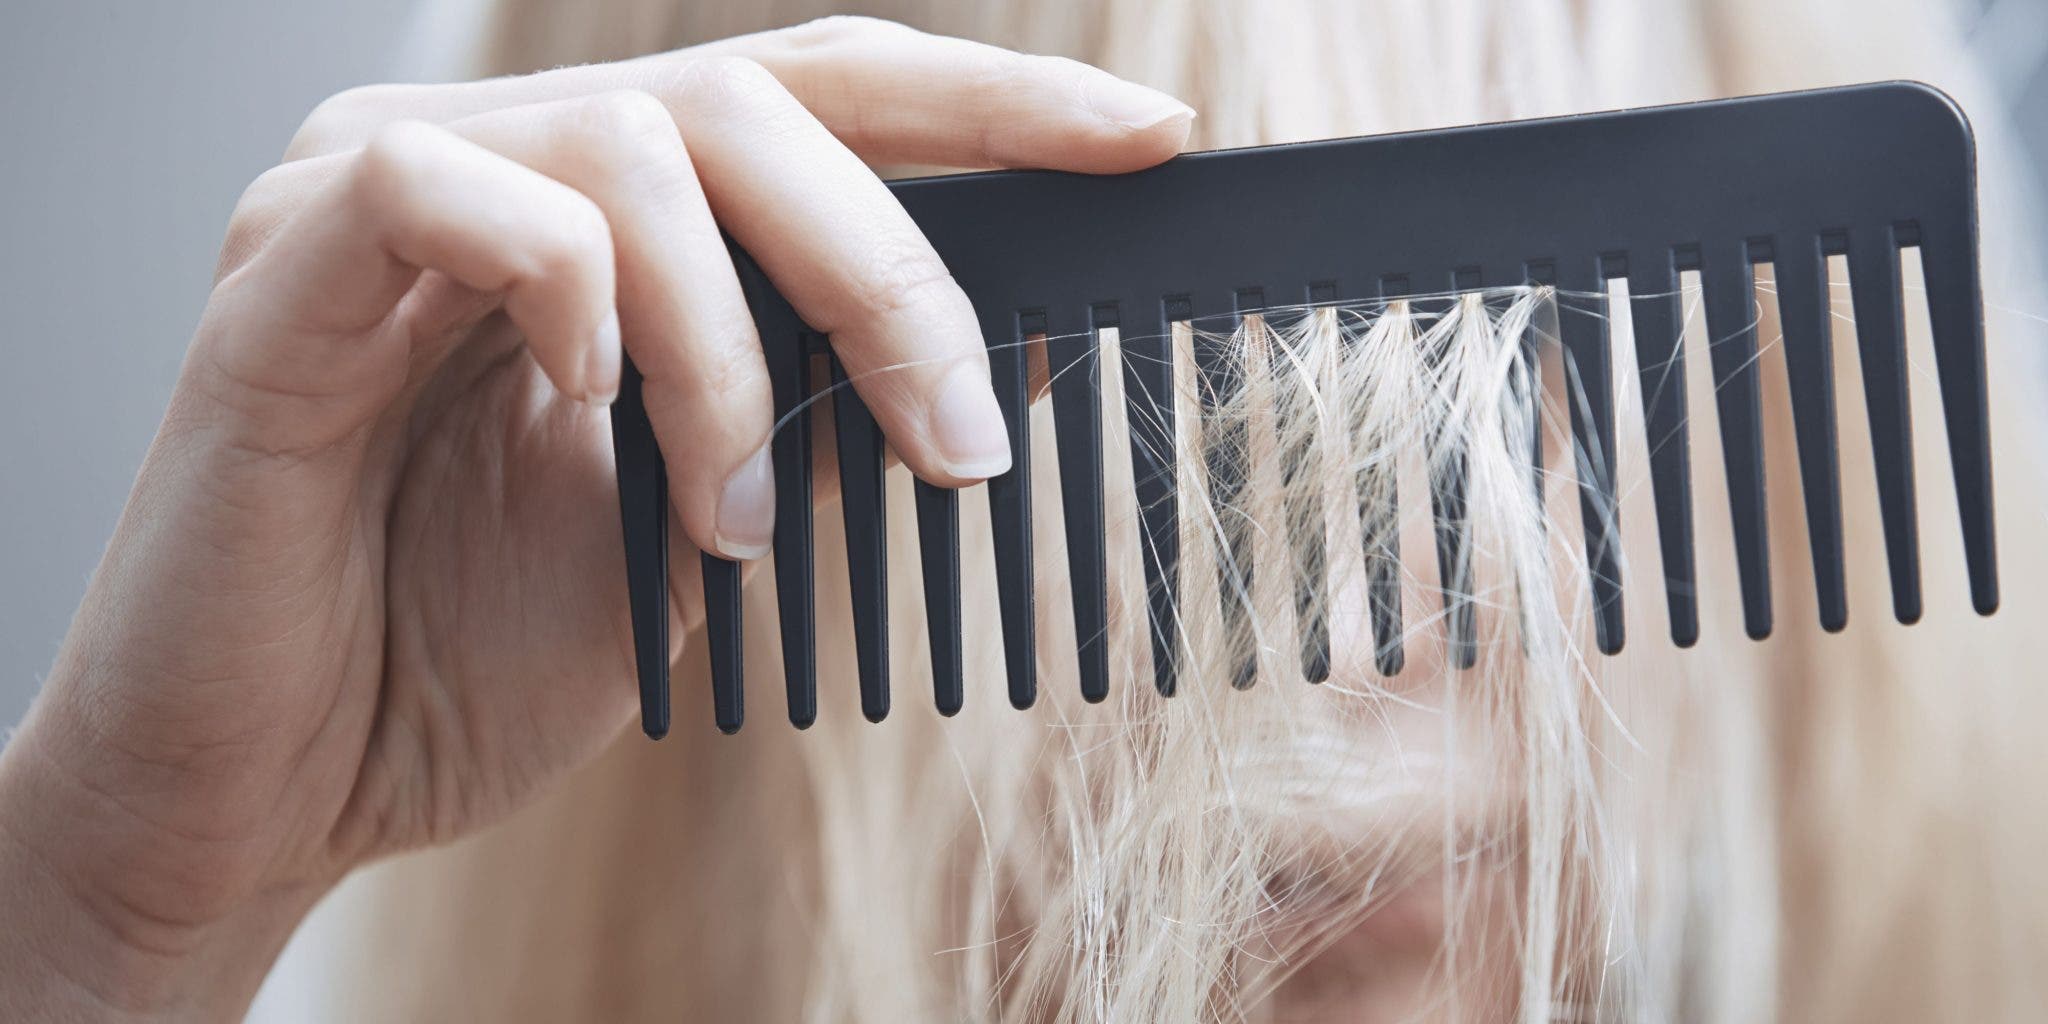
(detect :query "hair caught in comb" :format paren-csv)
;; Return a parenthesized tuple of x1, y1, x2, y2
(774, 286, 1683, 1019)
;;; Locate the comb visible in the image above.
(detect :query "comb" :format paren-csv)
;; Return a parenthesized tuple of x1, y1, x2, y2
(608, 81, 1996, 737)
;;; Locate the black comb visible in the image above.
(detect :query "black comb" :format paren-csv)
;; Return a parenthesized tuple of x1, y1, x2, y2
(608, 81, 1996, 736)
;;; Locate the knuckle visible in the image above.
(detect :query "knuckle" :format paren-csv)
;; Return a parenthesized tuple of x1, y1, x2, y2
(236, 162, 298, 208)
(558, 90, 695, 192)
(692, 344, 778, 428)
(669, 54, 782, 109)
(850, 243, 959, 324)
(288, 83, 415, 160)
(779, 14, 915, 49)
(571, 88, 681, 152)
(701, 335, 769, 403)
(1018, 54, 1093, 100)
(350, 120, 436, 204)
(219, 164, 304, 269)
(227, 164, 295, 232)
(532, 194, 613, 280)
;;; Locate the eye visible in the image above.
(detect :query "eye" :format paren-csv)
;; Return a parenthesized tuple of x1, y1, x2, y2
(1260, 856, 1355, 925)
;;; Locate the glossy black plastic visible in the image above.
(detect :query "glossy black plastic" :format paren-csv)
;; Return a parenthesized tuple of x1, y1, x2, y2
(612, 81, 1995, 735)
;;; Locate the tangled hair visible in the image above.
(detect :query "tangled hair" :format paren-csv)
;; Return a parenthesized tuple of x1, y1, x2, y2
(924, 291, 1599, 1019)
(777, 288, 1764, 1021)
(261, 1, 2048, 1022)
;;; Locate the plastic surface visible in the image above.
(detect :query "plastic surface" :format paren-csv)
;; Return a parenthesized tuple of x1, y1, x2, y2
(612, 81, 1995, 735)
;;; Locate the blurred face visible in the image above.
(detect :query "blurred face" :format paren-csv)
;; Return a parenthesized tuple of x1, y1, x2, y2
(944, 302, 1578, 1020)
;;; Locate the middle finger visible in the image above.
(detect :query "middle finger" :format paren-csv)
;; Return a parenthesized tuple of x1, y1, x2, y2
(659, 55, 1012, 484)
(440, 90, 778, 561)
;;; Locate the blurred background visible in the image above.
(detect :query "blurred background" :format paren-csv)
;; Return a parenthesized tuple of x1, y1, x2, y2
(2, 0, 2046, 729)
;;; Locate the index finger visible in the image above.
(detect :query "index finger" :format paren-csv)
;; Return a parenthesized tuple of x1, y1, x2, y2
(286, 16, 1194, 172)
(672, 57, 1011, 485)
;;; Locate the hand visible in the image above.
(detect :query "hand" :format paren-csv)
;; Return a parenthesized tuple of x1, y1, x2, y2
(0, 17, 1192, 1019)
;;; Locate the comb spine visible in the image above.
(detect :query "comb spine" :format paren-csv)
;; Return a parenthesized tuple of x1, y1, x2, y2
(831, 355, 891, 722)
(1628, 250, 1700, 648)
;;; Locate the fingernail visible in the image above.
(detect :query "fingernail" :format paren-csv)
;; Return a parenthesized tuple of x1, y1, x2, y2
(714, 446, 775, 560)
(930, 365, 1012, 479)
(1086, 76, 1196, 130)
(584, 309, 622, 407)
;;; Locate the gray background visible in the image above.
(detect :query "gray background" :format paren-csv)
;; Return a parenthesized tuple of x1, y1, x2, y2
(0, 1, 416, 728)
(3, 1, 2046, 730)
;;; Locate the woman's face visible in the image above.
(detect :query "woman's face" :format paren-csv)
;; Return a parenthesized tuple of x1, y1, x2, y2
(1250, 662, 1525, 1022)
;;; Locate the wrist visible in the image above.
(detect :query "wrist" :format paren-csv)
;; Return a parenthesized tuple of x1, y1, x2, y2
(0, 703, 327, 1021)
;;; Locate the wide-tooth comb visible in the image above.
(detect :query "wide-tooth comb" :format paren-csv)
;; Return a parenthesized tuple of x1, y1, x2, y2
(609, 81, 1996, 736)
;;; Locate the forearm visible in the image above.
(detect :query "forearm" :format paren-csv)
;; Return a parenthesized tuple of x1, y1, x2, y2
(0, 706, 321, 1022)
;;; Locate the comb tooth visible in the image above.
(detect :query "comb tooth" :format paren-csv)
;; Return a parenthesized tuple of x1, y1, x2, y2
(915, 482, 963, 715)
(1430, 456, 1475, 668)
(1125, 296, 1184, 696)
(1917, 222, 1999, 615)
(1513, 288, 1551, 655)
(1363, 488, 1405, 676)
(1354, 292, 1403, 677)
(702, 553, 743, 733)
(1556, 263, 1625, 654)
(1531, 284, 1556, 516)
(1846, 231, 1923, 623)
(1048, 306, 1111, 703)
(1358, 440, 1405, 678)
(611, 355, 671, 738)
(1699, 248, 1773, 639)
(1417, 286, 1476, 669)
(1201, 291, 1258, 689)
(989, 311, 1039, 708)
(1278, 284, 1335, 682)
(1291, 510, 1332, 677)
(830, 355, 891, 722)
(770, 331, 819, 728)
(1769, 237, 1849, 632)
(1628, 252, 1700, 647)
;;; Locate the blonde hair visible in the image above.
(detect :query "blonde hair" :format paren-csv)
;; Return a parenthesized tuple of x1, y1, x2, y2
(261, 2, 2048, 1021)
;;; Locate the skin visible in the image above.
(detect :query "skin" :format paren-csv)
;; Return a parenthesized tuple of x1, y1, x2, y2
(0, 16, 1192, 1020)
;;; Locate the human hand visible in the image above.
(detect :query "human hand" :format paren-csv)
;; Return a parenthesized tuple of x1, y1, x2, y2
(0, 17, 1191, 1019)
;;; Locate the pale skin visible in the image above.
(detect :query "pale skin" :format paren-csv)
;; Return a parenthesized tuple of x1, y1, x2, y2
(0, 17, 1193, 1020)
